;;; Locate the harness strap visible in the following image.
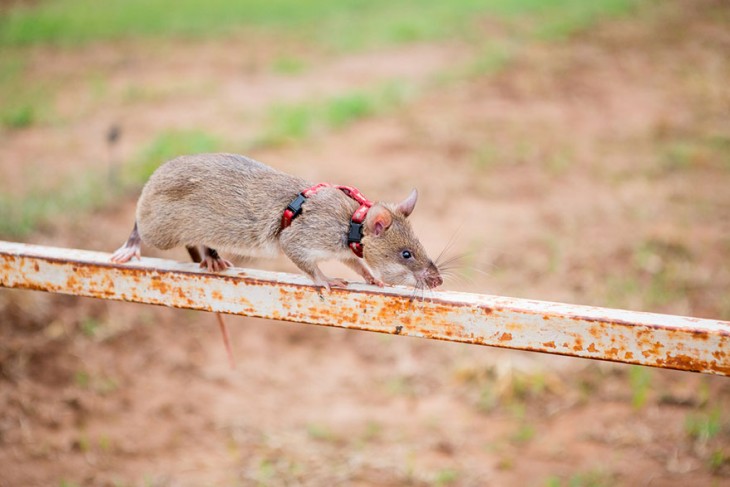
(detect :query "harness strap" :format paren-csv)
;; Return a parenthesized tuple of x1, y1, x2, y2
(281, 183, 373, 258)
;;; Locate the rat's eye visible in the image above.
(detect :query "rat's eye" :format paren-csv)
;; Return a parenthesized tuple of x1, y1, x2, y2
(401, 250, 412, 259)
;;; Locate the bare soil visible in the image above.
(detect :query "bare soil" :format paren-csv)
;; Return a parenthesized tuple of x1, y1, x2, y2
(1, 1, 729, 486)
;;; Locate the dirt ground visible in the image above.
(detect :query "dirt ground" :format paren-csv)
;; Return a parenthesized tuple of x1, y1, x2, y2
(1, 1, 730, 486)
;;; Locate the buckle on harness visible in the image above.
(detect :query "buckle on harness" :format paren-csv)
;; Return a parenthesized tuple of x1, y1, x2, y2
(347, 222, 363, 244)
(286, 193, 307, 217)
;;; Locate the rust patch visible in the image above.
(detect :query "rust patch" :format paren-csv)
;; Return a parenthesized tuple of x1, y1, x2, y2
(588, 343, 598, 353)
(712, 350, 727, 360)
(624, 351, 634, 360)
(211, 290, 223, 300)
(587, 327, 603, 340)
(66, 275, 79, 290)
(658, 354, 719, 373)
(543, 341, 556, 349)
(148, 275, 170, 295)
(499, 332, 512, 342)
(643, 341, 663, 358)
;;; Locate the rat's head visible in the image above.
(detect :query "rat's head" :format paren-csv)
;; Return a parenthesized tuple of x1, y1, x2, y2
(361, 189, 442, 289)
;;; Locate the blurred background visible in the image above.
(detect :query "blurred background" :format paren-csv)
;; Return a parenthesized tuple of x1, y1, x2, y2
(1, 0, 729, 485)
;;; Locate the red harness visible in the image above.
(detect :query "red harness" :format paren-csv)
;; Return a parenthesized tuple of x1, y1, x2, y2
(281, 183, 372, 258)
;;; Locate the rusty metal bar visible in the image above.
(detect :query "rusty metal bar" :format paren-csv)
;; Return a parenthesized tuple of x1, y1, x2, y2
(1, 240, 728, 375)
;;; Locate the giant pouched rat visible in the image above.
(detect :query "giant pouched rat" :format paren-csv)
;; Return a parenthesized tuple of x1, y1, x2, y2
(111, 153, 442, 290)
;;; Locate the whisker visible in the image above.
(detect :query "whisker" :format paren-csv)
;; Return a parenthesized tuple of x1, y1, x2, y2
(435, 221, 466, 265)
(436, 253, 470, 269)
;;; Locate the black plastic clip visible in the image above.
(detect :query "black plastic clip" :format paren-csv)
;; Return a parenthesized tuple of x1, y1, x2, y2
(286, 193, 307, 218)
(347, 222, 363, 244)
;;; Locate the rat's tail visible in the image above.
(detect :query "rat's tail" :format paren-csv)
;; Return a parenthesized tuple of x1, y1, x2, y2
(186, 245, 236, 369)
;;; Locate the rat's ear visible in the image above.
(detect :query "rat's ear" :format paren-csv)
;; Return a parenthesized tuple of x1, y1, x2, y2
(366, 205, 393, 237)
(396, 188, 418, 217)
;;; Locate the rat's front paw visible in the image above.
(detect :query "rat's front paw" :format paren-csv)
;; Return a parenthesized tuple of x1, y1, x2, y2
(364, 275, 385, 287)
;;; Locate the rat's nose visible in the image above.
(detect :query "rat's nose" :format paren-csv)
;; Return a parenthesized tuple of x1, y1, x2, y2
(425, 274, 443, 289)
(424, 262, 443, 289)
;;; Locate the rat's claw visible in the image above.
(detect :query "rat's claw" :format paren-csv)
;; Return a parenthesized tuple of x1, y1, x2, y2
(329, 278, 348, 288)
(364, 275, 385, 287)
(201, 256, 234, 272)
(111, 245, 141, 264)
(313, 277, 348, 292)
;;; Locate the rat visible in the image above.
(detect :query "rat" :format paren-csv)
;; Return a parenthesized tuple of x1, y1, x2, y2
(111, 153, 442, 291)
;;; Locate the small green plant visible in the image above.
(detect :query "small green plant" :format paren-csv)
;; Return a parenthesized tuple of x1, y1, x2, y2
(385, 375, 416, 397)
(271, 56, 308, 75)
(546, 148, 574, 175)
(628, 365, 652, 409)
(464, 44, 513, 78)
(566, 469, 614, 487)
(0, 170, 114, 238)
(685, 408, 724, 443)
(98, 435, 113, 453)
(1, 104, 35, 129)
(306, 422, 337, 442)
(261, 103, 315, 145)
(360, 420, 383, 444)
(544, 469, 615, 487)
(325, 92, 376, 129)
(80, 317, 101, 338)
(258, 82, 410, 147)
(74, 370, 91, 389)
(709, 449, 728, 471)
(433, 468, 460, 486)
(472, 144, 500, 171)
(126, 129, 222, 183)
(511, 422, 536, 444)
(0, 54, 47, 130)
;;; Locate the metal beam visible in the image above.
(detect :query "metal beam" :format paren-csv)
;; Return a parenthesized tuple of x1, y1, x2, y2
(1, 240, 728, 375)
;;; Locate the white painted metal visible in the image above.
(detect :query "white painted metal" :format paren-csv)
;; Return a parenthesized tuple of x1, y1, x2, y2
(1, 241, 728, 375)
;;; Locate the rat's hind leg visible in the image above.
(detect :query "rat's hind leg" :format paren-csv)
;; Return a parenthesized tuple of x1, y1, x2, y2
(200, 246, 233, 272)
(111, 222, 142, 263)
(186, 245, 202, 263)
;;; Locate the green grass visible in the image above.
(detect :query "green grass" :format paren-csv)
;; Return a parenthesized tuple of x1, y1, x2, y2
(125, 129, 222, 183)
(657, 135, 730, 173)
(0, 170, 112, 237)
(0, 0, 641, 49)
(256, 81, 412, 147)
(603, 238, 694, 311)
(544, 470, 615, 487)
(271, 56, 309, 75)
(628, 365, 652, 409)
(305, 423, 338, 442)
(0, 129, 222, 238)
(686, 408, 724, 443)
(0, 0, 643, 232)
(0, 0, 640, 131)
(433, 468, 460, 486)
(0, 53, 49, 129)
(0, 0, 498, 48)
